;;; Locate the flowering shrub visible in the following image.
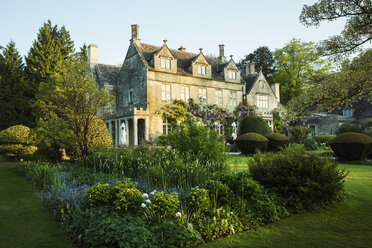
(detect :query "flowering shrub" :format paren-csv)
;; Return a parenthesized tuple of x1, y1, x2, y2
(114, 184, 143, 213)
(147, 192, 180, 219)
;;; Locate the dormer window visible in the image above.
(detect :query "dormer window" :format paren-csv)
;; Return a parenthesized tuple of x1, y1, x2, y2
(161, 58, 171, 69)
(228, 70, 237, 79)
(198, 65, 206, 75)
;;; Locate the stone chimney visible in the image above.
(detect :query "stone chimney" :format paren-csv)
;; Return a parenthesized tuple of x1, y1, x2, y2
(245, 63, 255, 75)
(275, 83, 280, 103)
(88, 44, 98, 63)
(131, 24, 140, 42)
(219, 44, 226, 62)
(178, 45, 186, 52)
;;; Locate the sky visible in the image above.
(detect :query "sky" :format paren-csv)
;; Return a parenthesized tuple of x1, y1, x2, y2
(0, 0, 352, 66)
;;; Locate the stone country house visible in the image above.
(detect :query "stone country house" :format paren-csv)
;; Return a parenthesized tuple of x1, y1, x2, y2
(88, 25, 280, 146)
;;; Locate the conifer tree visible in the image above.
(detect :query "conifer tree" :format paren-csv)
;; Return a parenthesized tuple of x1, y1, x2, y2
(0, 41, 33, 130)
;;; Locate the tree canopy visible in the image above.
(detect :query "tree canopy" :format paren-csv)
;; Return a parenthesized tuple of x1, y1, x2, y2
(300, 0, 372, 55)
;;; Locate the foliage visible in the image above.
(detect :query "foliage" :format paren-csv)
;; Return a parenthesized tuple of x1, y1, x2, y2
(238, 115, 272, 136)
(84, 183, 115, 207)
(329, 132, 372, 161)
(161, 118, 227, 170)
(36, 49, 113, 157)
(113, 179, 143, 213)
(289, 125, 311, 143)
(203, 180, 232, 206)
(0, 125, 37, 158)
(239, 46, 275, 84)
(313, 135, 337, 146)
(337, 120, 366, 134)
(147, 192, 180, 219)
(272, 109, 289, 134)
(264, 133, 290, 151)
(28, 162, 60, 191)
(303, 138, 319, 151)
(300, 0, 372, 55)
(273, 38, 331, 105)
(185, 188, 211, 217)
(0, 41, 34, 129)
(250, 147, 348, 211)
(235, 133, 268, 155)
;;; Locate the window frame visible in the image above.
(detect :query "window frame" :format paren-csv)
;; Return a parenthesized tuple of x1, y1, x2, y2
(160, 58, 171, 69)
(257, 94, 269, 109)
(197, 65, 207, 75)
(215, 90, 223, 106)
(229, 91, 237, 106)
(198, 88, 207, 104)
(161, 84, 171, 101)
(181, 86, 190, 102)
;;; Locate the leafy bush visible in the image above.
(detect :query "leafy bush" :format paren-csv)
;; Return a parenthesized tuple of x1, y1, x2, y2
(113, 179, 143, 213)
(0, 125, 37, 158)
(29, 163, 60, 190)
(184, 188, 211, 217)
(84, 183, 115, 206)
(264, 133, 290, 151)
(250, 147, 348, 211)
(289, 125, 311, 143)
(203, 180, 232, 206)
(238, 115, 272, 136)
(161, 118, 227, 170)
(235, 132, 268, 155)
(337, 120, 364, 134)
(303, 138, 319, 150)
(329, 132, 372, 161)
(314, 135, 336, 146)
(147, 192, 180, 219)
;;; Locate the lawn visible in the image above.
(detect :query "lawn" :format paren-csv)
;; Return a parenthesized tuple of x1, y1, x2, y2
(0, 157, 72, 248)
(201, 161, 372, 248)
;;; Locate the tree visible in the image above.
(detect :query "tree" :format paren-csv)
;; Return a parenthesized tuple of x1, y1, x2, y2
(0, 41, 34, 129)
(273, 38, 331, 105)
(288, 48, 372, 116)
(300, 0, 372, 55)
(25, 20, 75, 91)
(239, 46, 275, 84)
(36, 50, 113, 157)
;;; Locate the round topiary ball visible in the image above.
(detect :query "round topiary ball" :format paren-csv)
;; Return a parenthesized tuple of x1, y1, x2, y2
(265, 133, 290, 151)
(236, 132, 268, 155)
(329, 132, 372, 161)
(238, 116, 272, 136)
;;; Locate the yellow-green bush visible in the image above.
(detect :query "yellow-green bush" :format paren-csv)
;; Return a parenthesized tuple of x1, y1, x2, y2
(0, 125, 37, 158)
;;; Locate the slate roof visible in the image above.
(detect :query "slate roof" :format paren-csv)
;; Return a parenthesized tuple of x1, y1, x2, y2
(243, 73, 259, 93)
(136, 42, 242, 82)
(333, 99, 372, 118)
(95, 63, 121, 86)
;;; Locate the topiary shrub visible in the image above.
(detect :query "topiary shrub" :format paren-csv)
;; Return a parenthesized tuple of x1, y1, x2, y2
(0, 125, 37, 158)
(235, 132, 268, 155)
(337, 120, 364, 134)
(329, 132, 372, 161)
(238, 115, 272, 136)
(313, 135, 336, 146)
(289, 125, 311, 143)
(250, 147, 348, 211)
(264, 133, 290, 151)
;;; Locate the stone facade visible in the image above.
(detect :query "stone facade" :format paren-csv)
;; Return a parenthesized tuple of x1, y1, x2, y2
(88, 25, 280, 145)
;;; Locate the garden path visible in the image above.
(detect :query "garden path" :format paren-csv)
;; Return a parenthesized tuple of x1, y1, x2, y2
(0, 157, 72, 248)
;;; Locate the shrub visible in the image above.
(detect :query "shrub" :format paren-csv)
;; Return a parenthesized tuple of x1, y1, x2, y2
(152, 221, 200, 247)
(148, 192, 180, 219)
(289, 125, 311, 143)
(303, 138, 319, 150)
(250, 147, 348, 211)
(84, 183, 115, 206)
(184, 188, 211, 217)
(329, 132, 372, 161)
(203, 180, 232, 206)
(235, 132, 268, 155)
(113, 179, 143, 213)
(238, 115, 272, 136)
(264, 133, 290, 151)
(314, 135, 337, 146)
(337, 120, 364, 134)
(0, 125, 37, 158)
(29, 162, 60, 190)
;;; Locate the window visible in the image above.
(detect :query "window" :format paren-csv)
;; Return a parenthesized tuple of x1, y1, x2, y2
(161, 84, 171, 101)
(308, 124, 316, 137)
(257, 94, 269, 108)
(215, 90, 223, 106)
(163, 119, 172, 135)
(199, 88, 207, 104)
(230, 91, 237, 106)
(128, 90, 133, 104)
(197, 65, 206, 75)
(265, 119, 273, 130)
(161, 58, 171, 69)
(181, 86, 190, 102)
(343, 109, 353, 117)
(228, 70, 237, 79)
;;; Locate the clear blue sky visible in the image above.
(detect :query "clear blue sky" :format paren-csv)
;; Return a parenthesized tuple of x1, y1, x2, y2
(1, 0, 350, 65)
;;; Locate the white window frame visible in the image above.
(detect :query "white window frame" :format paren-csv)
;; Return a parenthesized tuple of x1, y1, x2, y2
(198, 88, 207, 104)
(161, 58, 171, 69)
(197, 65, 206, 75)
(308, 124, 317, 137)
(343, 109, 353, 117)
(181, 86, 190, 102)
(161, 84, 171, 101)
(228, 70, 237, 79)
(215, 90, 223, 106)
(163, 119, 172, 135)
(257, 94, 269, 108)
(230, 91, 237, 106)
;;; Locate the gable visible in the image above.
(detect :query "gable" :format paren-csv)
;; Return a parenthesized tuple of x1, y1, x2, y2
(154, 45, 175, 59)
(192, 52, 210, 65)
(248, 72, 276, 97)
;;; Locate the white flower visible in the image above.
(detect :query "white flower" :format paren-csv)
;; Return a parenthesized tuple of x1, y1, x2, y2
(145, 199, 151, 204)
(175, 212, 182, 218)
(141, 203, 146, 208)
(187, 223, 193, 229)
(150, 190, 157, 195)
(142, 193, 149, 198)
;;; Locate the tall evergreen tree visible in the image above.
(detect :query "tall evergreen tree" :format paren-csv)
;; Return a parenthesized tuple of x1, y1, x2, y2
(25, 20, 75, 90)
(0, 41, 33, 130)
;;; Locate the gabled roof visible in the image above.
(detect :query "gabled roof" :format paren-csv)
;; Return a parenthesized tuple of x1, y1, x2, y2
(95, 63, 121, 86)
(243, 73, 260, 93)
(135, 42, 242, 82)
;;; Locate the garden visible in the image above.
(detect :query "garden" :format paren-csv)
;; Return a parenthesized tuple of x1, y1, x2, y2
(2, 110, 371, 248)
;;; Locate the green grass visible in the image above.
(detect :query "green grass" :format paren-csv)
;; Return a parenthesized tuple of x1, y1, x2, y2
(201, 163, 372, 248)
(227, 154, 254, 172)
(0, 157, 72, 248)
